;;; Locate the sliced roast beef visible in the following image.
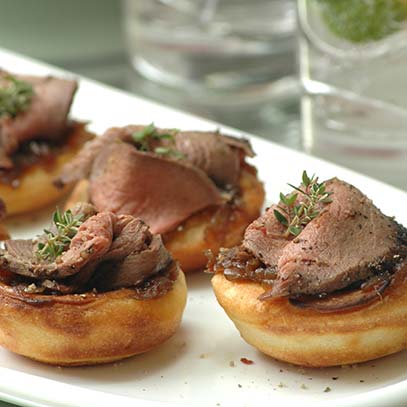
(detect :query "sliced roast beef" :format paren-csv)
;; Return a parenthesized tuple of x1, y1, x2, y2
(94, 234, 172, 290)
(2, 239, 33, 269)
(69, 201, 98, 220)
(174, 131, 247, 187)
(33, 202, 98, 242)
(288, 272, 392, 313)
(89, 142, 222, 234)
(1, 211, 114, 279)
(242, 188, 326, 269)
(103, 214, 152, 261)
(222, 134, 254, 157)
(242, 204, 291, 269)
(54, 128, 120, 187)
(55, 124, 251, 189)
(0, 72, 77, 169)
(270, 179, 405, 297)
(0, 204, 176, 295)
(55, 124, 254, 234)
(217, 177, 407, 309)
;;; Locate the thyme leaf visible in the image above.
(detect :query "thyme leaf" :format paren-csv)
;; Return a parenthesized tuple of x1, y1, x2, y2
(273, 209, 288, 226)
(274, 171, 333, 237)
(0, 75, 34, 118)
(36, 208, 83, 261)
(131, 123, 183, 158)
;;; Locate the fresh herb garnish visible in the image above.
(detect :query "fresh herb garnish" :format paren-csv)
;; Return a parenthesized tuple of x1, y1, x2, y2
(274, 171, 333, 237)
(0, 75, 34, 118)
(154, 146, 185, 159)
(36, 208, 83, 261)
(131, 123, 183, 158)
(131, 123, 157, 150)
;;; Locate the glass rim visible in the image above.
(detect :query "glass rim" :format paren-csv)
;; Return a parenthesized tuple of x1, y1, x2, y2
(297, 0, 407, 60)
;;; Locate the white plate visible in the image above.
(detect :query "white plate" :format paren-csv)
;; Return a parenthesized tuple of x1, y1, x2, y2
(0, 48, 406, 407)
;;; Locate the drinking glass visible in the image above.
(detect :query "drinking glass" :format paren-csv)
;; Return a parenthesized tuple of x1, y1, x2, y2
(122, 0, 297, 101)
(298, 0, 407, 188)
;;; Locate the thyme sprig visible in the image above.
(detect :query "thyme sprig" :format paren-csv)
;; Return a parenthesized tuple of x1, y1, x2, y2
(132, 123, 184, 158)
(274, 171, 333, 237)
(36, 208, 84, 261)
(0, 75, 34, 118)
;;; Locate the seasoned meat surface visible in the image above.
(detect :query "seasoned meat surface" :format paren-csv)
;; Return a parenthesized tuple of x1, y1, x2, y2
(54, 127, 118, 187)
(56, 125, 251, 189)
(214, 178, 407, 307)
(55, 125, 254, 233)
(0, 72, 77, 168)
(243, 203, 291, 268)
(2, 212, 114, 279)
(269, 179, 406, 296)
(89, 142, 222, 234)
(174, 130, 248, 187)
(0, 203, 175, 296)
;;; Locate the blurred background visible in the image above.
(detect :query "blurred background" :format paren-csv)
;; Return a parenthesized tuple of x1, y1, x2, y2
(0, 0, 406, 188)
(0, 0, 300, 149)
(0, 1, 128, 87)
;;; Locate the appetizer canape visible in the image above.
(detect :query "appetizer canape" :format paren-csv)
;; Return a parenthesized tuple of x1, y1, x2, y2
(55, 124, 264, 271)
(0, 71, 93, 215)
(209, 172, 407, 367)
(0, 203, 187, 366)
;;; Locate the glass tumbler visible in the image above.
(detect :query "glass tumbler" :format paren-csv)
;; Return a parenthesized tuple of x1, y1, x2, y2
(298, 0, 407, 188)
(122, 0, 297, 102)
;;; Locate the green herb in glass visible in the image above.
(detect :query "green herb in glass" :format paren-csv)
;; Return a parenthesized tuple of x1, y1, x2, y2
(316, 0, 407, 43)
(36, 208, 83, 261)
(274, 171, 333, 237)
(0, 75, 34, 118)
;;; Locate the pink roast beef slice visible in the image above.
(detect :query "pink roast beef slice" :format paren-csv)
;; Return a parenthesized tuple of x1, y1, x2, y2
(174, 130, 252, 187)
(269, 179, 403, 297)
(89, 142, 222, 234)
(55, 125, 252, 189)
(54, 126, 125, 187)
(95, 234, 172, 291)
(1, 211, 114, 279)
(0, 72, 77, 168)
(0, 204, 174, 293)
(288, 273, 392, 312)
(242, 204, 292, 269)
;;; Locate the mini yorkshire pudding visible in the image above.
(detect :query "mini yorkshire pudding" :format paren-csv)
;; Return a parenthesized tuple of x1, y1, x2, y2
(0, 71, 94, 216)
(209, 173, 407, 367)
(0, 203, 187, 366)
(56, 124, 265, 272)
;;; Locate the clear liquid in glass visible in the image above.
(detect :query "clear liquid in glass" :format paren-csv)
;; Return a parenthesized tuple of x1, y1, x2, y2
(298, 0, 407, 188)
(123, 0, 297, 100)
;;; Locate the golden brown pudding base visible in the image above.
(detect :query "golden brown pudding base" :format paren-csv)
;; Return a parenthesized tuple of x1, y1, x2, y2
(0, 124, 94, 217)
(211, 267, 407, 367)
(66, 164, 265, 272)
(0, 268, 187, 366)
